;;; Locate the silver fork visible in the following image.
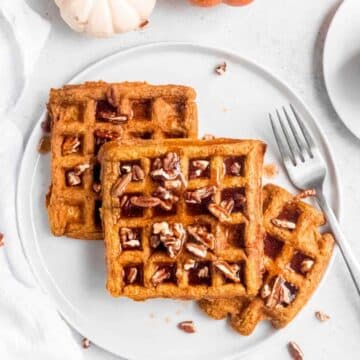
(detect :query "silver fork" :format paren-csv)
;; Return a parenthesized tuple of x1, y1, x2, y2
(270, 104, 360, 295)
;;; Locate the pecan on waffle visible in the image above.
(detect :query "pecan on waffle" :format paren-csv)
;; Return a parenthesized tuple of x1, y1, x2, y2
(99, 138, 266, 300)
(199, 184, 335, 335)
(46, 81, 198, 239)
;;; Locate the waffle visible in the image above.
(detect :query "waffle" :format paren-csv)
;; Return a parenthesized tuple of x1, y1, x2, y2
(100, 138, 266, 300)
(46, 81, 198, 239)
(199, 184, 334, 335)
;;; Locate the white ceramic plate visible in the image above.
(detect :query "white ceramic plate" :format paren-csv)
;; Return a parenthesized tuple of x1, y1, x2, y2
(324, 0, 360, 139)
(17, 43, 340, 360)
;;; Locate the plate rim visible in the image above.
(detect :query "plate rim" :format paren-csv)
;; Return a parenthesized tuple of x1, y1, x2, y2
(323, 0, 360, 139)
(16, 41, 342, 360)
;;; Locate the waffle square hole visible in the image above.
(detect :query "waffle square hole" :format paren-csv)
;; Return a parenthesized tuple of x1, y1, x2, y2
(152, 263, 178, 285)
(264, 233, 284, 259)
(94, 200, 102, 229)
(94, 130, 121, 155)
(123, 264, 144, 286)
(185, 194, 212, 216)
(61, 135, 83, 156)
(221, 187, 246, 213)
(223, 156, 246, 177)
(131, 99, 152, 120)
(289, 251, 315, 275)
(228, 223, 246, 249)
(188, 262, 212, 286)
(189, 158, 210, 179)
(96, 100, 117, 122)
(62, 103, 85, 123)
(119, 227, 142, 251)
(119, 193, 145, 218)
(130, 131, 153, 140)
(65, 168, 84, 187)
(275, 204, 301, 230)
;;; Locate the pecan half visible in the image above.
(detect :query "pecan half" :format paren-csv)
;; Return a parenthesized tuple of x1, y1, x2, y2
(102, 114, 129, 124)
(214, 261, 241, 283)
(208, 203, 231, 222)
(62, 135, 81, 155)
(178, 321, 196, 334)
(152, 267, 171, 287)
(288, 341, 304, 360)
(271, 218, 296, 230)
(111, 173, 132, 197)
(185, 242, 207, 258)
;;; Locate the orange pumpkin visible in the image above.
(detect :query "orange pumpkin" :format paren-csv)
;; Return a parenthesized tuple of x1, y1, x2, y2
(189, 0, 253, 7)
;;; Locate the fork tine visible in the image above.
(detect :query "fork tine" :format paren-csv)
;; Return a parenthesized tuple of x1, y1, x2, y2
(269, 113, 293, 166)
(276, 109, 298, 165)
(290, 104, 314, 157)
(282, 106, 305, 162)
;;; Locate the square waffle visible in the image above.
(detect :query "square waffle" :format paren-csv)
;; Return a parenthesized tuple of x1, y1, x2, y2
(199, 184, 334, 335)
(46, 81, 198, 239)
(100, 138, 266, 300)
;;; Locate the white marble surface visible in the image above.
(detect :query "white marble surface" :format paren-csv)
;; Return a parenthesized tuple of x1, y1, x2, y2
(14, 0, 360, 359)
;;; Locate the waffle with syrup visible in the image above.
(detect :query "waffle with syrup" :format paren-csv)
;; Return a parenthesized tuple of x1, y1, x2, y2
(199, 184, 335, 335)
(46, 81, 198, 239)
(99, 138, 266, 300)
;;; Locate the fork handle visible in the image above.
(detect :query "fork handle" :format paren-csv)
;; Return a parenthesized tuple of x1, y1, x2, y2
(316, 190, 360, 296)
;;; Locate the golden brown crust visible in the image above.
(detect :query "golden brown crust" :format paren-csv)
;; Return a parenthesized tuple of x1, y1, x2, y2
(199, 184, 335, 335)
(46, 81, 198, 239)
(101, 138, 266, 300)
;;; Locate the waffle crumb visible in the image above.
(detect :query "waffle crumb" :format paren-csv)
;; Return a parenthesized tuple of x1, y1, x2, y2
(263, 163, 278, 179)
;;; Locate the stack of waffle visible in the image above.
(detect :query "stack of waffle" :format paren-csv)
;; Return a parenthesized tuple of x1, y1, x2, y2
(46, 81, 334, 336)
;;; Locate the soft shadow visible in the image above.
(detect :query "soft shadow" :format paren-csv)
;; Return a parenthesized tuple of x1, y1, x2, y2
(313, 0, 360, 144)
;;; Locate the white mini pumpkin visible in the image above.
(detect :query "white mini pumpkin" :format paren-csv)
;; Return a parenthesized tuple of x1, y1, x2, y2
(55, 0, 156, 38)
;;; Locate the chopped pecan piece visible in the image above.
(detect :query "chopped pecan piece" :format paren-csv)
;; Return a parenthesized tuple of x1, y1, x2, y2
(62, 135, 81, 155)
(271, 218, 296, 230)
(202, 134, 215, 140)
(295, 188, 316, 200)
(152, 267, 171, 287)
(0, 233, 4, 247)
(120, 228, 141, 250)
(208, 203, 231, 222)
(220, 199, 235, 214)
(215, 62, 227, 75)
(214, 261, 241, 283)
(92, 183, 101, 193)
(185, 186, 216, 204)
(82, 338, 91, 349)
(185, 242, 207, 258)
(260, 283, 271, 299)
(315, 311, 330, 322)
(111, 173, 132, 197)
(73, 163, 90, 176)
(132, 165, 145, 181)
(183, 259, 196, 271)
(178, 321, 196, 334)
(288, 341, 304, 360)
(300, 258, 314, 273)
(265, 275, 296, 308)
(130, 196, 161, 208)
(163, 179, 182, 190)
(187, 225, 215, 250)
(126, 267, 138, 284)
(198, 266, 209, 278)
(66, 171, 81, 186)
(152, 222, 186, 258)
(37, 135, 51, 154)
(190, 159, 210, 179)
